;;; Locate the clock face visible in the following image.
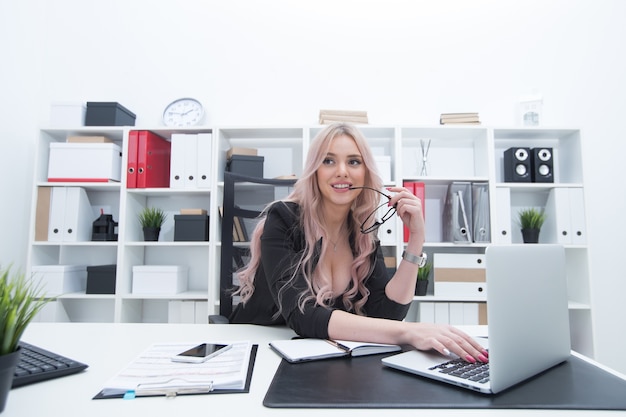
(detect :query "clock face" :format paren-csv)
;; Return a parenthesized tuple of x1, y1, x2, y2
(162, 98, 204, 127)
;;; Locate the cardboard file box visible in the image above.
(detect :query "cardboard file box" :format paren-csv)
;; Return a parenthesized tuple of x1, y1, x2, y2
(226, 147, 258, 159)
(31, 265, 87, 296)
(174, 215, 209, 241)
(86, 264, 117, 294)
(85, 102, 136, 126)
(434, 253, 486, 297)
(132, 265, 188, 295)
(226, 155, 264, 178)
(48, 142, 122, 182)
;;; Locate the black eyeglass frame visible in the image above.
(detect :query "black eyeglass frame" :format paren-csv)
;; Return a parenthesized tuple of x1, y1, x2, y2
(349, 186, 397, 234)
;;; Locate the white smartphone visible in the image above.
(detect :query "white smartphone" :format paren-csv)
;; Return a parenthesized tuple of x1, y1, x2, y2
(171, 343, 232, 363)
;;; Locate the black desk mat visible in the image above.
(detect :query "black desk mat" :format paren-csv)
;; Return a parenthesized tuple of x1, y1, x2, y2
(263, 351, 626, 409)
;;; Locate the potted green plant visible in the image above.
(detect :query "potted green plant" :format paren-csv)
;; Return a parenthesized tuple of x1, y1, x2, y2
(517, 207, 546, 243)
(0, 265, 49, 411)
(415, 260, 432, 296)
(138, 207, 167, 241)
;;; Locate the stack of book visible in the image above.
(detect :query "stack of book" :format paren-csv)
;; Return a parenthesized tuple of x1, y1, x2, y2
(439, 113, 480, 125)
(232, 216, 251, 242)
(219, 206, 258, 243)
(319, 109, 368, 124)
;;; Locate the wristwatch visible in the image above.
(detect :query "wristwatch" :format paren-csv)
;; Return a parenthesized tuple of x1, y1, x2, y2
(402, 250, 428, 268)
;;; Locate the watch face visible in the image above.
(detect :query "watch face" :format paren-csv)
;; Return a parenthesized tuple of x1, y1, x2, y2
(163, 98, 204, 127)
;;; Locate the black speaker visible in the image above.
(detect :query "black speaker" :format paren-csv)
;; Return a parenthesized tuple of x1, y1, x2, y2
(531, 147, 554, 183)
(503, 147, 532, 182)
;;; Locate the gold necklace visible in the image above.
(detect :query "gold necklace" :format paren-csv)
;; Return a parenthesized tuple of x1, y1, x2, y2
(326, 224, 348, 252)
(327, 234, 344, 252)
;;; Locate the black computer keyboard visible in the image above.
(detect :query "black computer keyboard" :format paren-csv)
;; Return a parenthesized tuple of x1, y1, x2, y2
(12, 341, 88, 388)
(430, 357, 490, 384)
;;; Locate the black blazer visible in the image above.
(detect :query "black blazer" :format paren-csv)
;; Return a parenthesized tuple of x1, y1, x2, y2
(229, 201, 410, 339)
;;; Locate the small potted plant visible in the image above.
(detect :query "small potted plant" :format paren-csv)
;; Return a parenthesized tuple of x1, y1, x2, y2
(517, 207, 546, 243)
(415, 259, 432, 296)
(138, 207, 167, 241)
(0, 265, 49, 411)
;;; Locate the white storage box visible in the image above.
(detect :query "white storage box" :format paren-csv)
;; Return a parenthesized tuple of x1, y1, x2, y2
(374, 155, 392, 183)
(50, 102, 86, 126)
(433, 253, 486, 298)
(132, 265, 188, 295)
(34, 301, 71, 322)
(31, 265, 87, 296)
(48, 142, 122, 182)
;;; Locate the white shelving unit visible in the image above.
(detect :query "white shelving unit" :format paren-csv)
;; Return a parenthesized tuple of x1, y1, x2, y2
(26, 124, 593, 357)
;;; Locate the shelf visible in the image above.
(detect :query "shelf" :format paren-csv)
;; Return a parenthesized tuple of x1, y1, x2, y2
(31, 241, 119, 247)
(495, 182, 584, 190)
(122, 291, 208, 300)
(50, 292, 116, 300)
(413, 295, 487, 303)
(40, 126, 126, 141)
(568, 301, 592, 310)
(36, 181, 121, 191)
(127, 188, 210, 197)
(124, 241, 211, 247)
(26, 124, 594, 356)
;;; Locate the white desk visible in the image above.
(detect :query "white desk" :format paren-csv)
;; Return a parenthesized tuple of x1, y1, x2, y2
(3, 323, 623, 416)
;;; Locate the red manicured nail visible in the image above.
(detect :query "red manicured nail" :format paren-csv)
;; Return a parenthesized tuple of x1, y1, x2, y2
(465, 355, 476, 363)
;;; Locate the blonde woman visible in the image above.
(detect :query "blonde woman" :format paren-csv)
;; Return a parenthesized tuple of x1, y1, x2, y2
(230, 123, 487, 364)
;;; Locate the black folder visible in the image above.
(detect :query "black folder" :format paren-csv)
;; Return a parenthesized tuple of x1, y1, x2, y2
(263, 350, 626, 410)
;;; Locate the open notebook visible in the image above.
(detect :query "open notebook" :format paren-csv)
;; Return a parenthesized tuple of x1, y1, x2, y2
(270, 338, 400, 363)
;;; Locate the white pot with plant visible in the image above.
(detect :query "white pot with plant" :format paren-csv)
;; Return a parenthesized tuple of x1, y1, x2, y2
(138, 207, 167, 241)
(517, 208, 546, 243)
(415, 260, 432, 296)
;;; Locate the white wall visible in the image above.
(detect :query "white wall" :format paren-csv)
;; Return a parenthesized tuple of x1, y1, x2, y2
(1, 0, 625, 373)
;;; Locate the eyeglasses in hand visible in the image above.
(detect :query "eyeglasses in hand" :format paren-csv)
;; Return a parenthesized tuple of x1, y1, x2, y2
(349, 186, 397, 234)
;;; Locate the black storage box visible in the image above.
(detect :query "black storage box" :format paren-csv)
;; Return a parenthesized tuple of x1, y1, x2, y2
(226, 155, 264, 178)
(86, 264, 117, 294)
(174, 215, 209, 241)
(85, 102, 136, 126)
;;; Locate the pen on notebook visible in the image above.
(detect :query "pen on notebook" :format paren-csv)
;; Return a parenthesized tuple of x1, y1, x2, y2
(325, 339, 351, 353)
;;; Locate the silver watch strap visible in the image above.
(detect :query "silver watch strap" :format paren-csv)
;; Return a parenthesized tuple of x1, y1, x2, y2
(402, 250, 427, 267)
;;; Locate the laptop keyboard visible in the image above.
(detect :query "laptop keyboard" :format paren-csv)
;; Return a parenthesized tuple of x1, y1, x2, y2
(12, 341, 88, 388)
(429, 358, 490, 384)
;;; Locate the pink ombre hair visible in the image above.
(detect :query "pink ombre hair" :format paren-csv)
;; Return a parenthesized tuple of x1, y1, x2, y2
(235, 123, 384, 316)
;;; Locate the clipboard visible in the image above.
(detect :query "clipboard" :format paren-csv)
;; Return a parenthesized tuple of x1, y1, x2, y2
(93, 344, 258, 399)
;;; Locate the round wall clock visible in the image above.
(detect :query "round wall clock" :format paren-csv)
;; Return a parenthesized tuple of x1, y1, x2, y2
(162, 98, 204, 127)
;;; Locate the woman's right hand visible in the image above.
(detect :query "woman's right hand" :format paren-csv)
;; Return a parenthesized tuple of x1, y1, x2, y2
(404, 322, 489, 363)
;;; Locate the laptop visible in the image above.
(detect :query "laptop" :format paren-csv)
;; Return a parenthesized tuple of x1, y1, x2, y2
(382, 244, 571, 394)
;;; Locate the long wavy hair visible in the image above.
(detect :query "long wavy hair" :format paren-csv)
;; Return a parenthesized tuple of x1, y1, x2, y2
(235, 123, 384, 316)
